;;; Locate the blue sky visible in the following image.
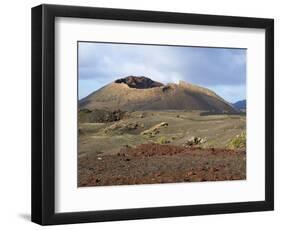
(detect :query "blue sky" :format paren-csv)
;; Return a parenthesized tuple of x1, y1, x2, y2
(78, 42, 246, 103)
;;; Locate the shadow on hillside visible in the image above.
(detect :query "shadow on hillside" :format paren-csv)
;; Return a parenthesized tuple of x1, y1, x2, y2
(200, 111, 246, 116)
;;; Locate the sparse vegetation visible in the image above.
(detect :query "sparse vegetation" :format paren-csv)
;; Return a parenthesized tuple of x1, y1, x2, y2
(227, 131, 246, 149)
(78, 110, 246, 186)
(141, 122, 168, 138)
(103, 121, 139, 135)
(183, 136, 207, 147)
(156, 136, 170, 144)
(78, 111, 246, 155)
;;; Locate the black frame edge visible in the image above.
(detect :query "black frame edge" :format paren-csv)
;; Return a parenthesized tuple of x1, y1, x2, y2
(31, 4, 274, 225)
(47, 201, 272, 225)
(42, 3, 273, 28)
(31, 5, 43, 225)
(32, 4, 57, 225)
(265, 19, 274, 210)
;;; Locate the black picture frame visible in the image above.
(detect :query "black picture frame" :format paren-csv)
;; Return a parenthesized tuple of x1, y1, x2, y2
(31, 4, 274, 225)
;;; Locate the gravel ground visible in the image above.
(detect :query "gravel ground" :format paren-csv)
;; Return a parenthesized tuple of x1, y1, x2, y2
(78, 143, 246, 187)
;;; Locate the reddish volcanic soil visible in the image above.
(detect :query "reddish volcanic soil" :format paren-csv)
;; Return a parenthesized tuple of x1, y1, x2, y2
(78, 143, 246, 187)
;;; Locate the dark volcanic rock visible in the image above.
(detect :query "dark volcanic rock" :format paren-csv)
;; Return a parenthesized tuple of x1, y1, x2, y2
(79, 109, 127, 123)
(115, 76, 163, 89)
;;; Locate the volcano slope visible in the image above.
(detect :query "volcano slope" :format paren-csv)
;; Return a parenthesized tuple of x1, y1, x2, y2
(79, 76, 237, 113)
(78, 76, 246, 187)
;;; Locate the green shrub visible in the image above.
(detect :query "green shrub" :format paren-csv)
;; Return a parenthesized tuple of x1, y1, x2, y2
(228, 132, 246, 149)
(156, 136, 170, 144)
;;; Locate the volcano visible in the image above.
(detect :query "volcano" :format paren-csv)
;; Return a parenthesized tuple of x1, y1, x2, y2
(79, 76, 237, 113)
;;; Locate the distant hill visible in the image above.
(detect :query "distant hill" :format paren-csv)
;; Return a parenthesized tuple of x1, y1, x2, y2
(79, 76, 237, 113)
(232, 100, 246, 111)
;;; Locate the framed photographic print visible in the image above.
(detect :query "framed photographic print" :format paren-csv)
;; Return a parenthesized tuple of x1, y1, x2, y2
(31, 4, 274, 225)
